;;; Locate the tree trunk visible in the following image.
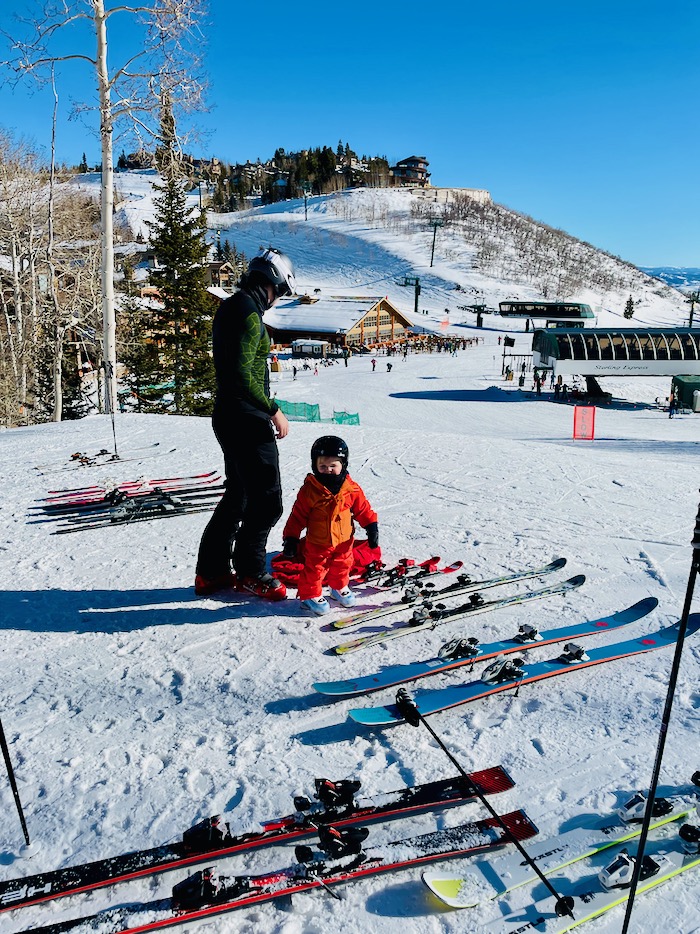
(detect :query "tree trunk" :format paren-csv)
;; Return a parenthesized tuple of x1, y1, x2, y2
(48, 72, 62, 422)
(94, 0, 117, 415)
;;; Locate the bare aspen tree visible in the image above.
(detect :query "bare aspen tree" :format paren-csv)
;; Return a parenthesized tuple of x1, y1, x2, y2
(4, 0, 207, 416)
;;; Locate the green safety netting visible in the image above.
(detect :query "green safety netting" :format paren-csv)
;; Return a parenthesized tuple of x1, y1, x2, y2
(276, 400, 360, 425)
(277, 400, 321, 421)
(332, 411, 360, 425)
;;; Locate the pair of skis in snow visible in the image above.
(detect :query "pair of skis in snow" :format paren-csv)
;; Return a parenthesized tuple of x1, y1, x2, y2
(25, 811, 538, 933)
(0, 768, 513, 916)
(335, 556, 570, 630)
(331, 560, 584, 655)
(423, 780, 700, 932)
(34, 442, 177, 474)
(38, 471, 222, 509)
(346, 611, 700, 725)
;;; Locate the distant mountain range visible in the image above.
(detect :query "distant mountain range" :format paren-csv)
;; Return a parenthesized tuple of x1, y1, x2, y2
(640, 267, 700, 291)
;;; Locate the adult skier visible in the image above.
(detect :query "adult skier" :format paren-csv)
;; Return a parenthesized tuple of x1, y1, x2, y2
(195, 248, 295, 600)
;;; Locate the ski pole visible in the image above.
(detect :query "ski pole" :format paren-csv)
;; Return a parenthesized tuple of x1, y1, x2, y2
(0, 715, 31, 849)
(395, 688, 575, 919)
(104, 361, 119, 459)
(620, 496, 700, 934)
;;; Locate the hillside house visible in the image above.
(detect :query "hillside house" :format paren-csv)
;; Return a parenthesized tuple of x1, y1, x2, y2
(263, 295, 414, 349)
(205, 261, 237, 292)
(390, 156, 431, 187)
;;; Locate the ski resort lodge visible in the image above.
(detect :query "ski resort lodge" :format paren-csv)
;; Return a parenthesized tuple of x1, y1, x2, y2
(263, 294, 414, 351)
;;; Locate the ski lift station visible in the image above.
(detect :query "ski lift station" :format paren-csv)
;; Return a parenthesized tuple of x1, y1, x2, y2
(531, 328, 700, 410)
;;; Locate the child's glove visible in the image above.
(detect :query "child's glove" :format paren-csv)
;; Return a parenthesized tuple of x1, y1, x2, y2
(283, 537, 299, 558)
(365, 522, 379, 549)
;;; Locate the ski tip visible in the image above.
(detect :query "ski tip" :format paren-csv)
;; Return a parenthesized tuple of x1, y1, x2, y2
(348, 705, 403, 726)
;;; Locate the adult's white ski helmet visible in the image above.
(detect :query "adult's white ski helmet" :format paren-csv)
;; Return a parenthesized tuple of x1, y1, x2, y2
(248, 247, 296, 298)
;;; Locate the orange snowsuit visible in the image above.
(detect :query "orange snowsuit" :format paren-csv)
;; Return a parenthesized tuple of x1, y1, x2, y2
(283, 473, 377, 600)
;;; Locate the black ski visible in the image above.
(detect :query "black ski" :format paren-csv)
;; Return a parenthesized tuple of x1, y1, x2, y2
(27, 810, 538, 934)
(0, 768, 513, 915)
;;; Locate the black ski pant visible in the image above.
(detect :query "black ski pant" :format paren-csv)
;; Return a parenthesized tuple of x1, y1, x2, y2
(196, 410, 283, 580)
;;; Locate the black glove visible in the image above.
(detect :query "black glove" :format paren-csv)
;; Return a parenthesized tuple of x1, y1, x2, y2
(365, 522, 379, 550)
(283, 537, 299, 559)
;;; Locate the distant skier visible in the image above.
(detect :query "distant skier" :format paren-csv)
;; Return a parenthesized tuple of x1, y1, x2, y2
(669, 390, 678, 418)
(282, 436, 379, 616)
(387, 362, 393, 372)
(371, 358, 377, 372)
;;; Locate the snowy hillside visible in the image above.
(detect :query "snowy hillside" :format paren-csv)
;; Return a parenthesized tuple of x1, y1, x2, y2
(63, 170, 688, 335)
(1, 342, 699, 934)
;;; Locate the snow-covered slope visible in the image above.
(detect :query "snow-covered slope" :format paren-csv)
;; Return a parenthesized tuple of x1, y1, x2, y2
(66, 170, 688, 335)
(1, 343, 699, 934)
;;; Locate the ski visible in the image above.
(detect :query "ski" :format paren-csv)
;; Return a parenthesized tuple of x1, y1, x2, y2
(480, 830, 700, 933)
(43, 471, 219, 501)
(0, 768, 513, 915)
(36, 446, 178, 475)
(314, 597, 658, 696)
(348, 615, 700, 725)
(26, 810, 538, 934)
(422, 785, 698, 909)
(34, 487, 226, 525)
(51, 501, 220, 534)
(332, 557, 568, 630)
(332, 574, 586, 656)
(34, 441, 160, 470)
(39, 473, 221, 508)
(360, 556, 465, 590)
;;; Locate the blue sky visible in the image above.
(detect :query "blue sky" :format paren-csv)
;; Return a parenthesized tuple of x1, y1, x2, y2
(0, 0, 698, 267)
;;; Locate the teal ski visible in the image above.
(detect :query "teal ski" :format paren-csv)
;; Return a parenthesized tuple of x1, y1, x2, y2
(349, 615, 700, 725)
(315, 597, 656, 696)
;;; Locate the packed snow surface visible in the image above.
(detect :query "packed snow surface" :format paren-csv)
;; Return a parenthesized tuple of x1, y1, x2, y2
(1, 342, 699, 934)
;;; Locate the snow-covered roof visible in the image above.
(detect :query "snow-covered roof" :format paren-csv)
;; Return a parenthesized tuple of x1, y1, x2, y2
(207, 286, 229, 300)
(264, 295, 409, 334)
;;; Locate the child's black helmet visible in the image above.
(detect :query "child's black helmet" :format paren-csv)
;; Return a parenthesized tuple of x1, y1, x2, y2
(311, 436, 349, 467)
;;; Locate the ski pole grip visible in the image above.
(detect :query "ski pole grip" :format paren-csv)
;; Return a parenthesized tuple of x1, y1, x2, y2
(395, 689, 421, 727)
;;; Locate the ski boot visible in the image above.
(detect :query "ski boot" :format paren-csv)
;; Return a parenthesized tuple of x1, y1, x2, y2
(301, 596, 330, 616)
(329, 587, 357, 608)
(235, 573, 287, 601)
(194, 572, 236, 597)
(438, 637, 481, 660)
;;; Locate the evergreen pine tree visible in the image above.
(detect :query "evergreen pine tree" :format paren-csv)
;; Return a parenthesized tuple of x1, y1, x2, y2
(623, 295, 635, 319)
(117, 294, 163, 412)
(79, 152, 88, 173)
(145, 90, 216, 415)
